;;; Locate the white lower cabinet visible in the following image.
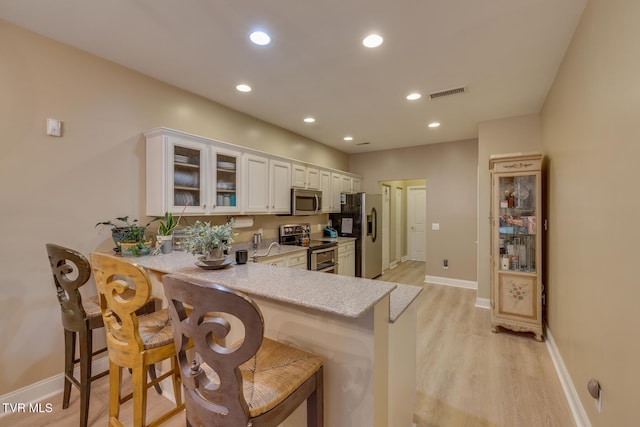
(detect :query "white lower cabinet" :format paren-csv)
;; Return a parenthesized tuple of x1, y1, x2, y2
(286, 251, 308, 270)
(337, 241, 356, 277)
(256, 250, 308, 269)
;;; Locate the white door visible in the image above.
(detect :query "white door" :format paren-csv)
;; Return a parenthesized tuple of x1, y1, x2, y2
(396, 187, 402, 264)
(382, 185, 390, 271)
(408, 186, 426, 261)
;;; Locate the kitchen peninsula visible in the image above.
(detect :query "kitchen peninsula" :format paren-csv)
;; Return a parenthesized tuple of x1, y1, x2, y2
(133, 251, 422, 427)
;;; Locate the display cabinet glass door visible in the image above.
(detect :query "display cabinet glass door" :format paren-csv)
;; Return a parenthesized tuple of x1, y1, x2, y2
(170, 142, 206, 213)
(497, 174, 537, 273)
(211, 148, 241, 213)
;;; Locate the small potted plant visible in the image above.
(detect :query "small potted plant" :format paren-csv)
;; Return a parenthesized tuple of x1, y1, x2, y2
(155, 211, 182, 254)
(95, 216, 157, 256)
(182, 220, 236, 265)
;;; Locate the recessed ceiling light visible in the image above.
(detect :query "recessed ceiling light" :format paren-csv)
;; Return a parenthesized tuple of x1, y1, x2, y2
(249, 31, 271, 46)
(428, 122, 441, 128)
(407, 93, 422, 101)
(344, 136, 353, 141)
(304, 117, 316, 123)
(236, 84, 252, 93)
(362, 34, 383, 48)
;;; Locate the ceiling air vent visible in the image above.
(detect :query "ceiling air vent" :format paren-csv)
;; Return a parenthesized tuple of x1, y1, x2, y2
(356, 141, 370, 146)
(429, 86, 467, 100)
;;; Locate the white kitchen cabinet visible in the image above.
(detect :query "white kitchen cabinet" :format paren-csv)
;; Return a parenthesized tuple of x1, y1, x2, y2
(244, 154, 291, 214)
(330, 172, 342, 213)
(352, 177, 361, 193)
(145, 129, 208, 216)
(210, 146, 241, 214)
(244, 153, 270, 212)
(256, 249, 307, 269)
(292, 163, 306, 188)
(286, 251, 308, 270)
(256, 254, 287, 267)
(337, 240, 356, 277)
(270, 159, 292, 213)
(292, 163, 320, 190)
(341, 175, 353, 193)
(320, 169, 332, 213)
(146, 127, 361, 216)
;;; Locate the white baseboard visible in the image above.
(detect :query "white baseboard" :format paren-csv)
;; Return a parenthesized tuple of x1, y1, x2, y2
(545, 327, 592, 427)
(425, 275, 478, 290)
(0, 356, 177, 418)
(475, 297, 490, 309)
(0, 356, 109, 417)
(389, 261, 398, 269)
(401, 256, 408, 262)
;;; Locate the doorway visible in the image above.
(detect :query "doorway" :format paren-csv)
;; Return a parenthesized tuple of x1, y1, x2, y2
(408, 186, 426, 261)
(382, 184, 391, 271)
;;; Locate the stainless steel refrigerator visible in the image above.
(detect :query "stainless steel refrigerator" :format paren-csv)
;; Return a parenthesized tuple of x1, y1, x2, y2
(330, 193, 382, 278)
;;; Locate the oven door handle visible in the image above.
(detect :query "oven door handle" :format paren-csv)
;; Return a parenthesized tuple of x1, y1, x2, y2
(311, 246, 336, 255)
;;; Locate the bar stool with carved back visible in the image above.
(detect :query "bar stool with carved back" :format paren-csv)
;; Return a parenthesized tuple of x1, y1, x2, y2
(163, 274, 324, 427)
(45, 244, 162, 427)
(90, 252, 184, 427)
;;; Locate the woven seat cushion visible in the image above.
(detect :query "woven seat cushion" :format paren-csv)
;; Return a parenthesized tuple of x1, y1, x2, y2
(138, 308, 174, 350)
(202, 337, 323, 418)
(81, 289, 141, 319)
(81, 295, 102, 319)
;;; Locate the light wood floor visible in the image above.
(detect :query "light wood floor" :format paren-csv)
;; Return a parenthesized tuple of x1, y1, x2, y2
(5, 261, 574, 427)
(381, 261, 574, 427)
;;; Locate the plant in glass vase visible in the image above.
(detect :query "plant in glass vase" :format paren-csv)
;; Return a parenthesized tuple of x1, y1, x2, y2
(182, 220, 236, 265)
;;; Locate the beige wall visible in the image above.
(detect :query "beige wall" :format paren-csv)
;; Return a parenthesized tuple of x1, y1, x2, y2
(540, 0, 640, 425)
(350, 139, 478, 282)
(0, 20, 348, 394)
(477, 114, 542, 299)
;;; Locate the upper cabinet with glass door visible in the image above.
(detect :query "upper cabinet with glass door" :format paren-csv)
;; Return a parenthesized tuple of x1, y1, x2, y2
(210, 146, 241, 214)
(146, 129, 208, 216)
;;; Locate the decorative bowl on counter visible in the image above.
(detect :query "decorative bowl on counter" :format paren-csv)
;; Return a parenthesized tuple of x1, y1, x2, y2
(197, 256, 227, 266)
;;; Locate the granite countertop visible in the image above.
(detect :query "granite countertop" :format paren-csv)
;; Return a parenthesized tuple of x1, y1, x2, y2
(133, 251, 399, 319)
(132, 251, 422, 323)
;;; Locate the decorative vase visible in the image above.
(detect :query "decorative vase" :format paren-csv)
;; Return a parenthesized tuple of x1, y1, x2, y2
(206, 247, 225, 261)
(157, 235, 173, 254)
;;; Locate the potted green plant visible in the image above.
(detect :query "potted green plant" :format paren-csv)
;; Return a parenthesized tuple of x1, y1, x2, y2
(95, 216, 157, 256)
(155, 211, 182, 254)
(182, 220, 236, 263)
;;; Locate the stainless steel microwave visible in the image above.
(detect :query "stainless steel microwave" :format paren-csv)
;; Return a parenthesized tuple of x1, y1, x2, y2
(291, 189, 322, 216)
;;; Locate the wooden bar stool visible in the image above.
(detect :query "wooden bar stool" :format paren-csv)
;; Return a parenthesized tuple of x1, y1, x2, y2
(163, 274, 324, 427)
(90, 252, 184, 427)
(46, 244, 163, 427)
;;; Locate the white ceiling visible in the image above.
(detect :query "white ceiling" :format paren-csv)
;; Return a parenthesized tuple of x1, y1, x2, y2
(0, 0, 587, 154)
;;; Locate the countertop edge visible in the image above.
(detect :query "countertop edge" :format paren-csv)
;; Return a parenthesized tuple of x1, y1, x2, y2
(389, 284, 423, 323)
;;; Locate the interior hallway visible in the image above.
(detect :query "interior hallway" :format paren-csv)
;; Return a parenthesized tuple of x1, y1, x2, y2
(380, 260, 574, 427)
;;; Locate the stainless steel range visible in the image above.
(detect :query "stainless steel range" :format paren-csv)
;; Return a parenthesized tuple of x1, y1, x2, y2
(279, 223, 337, 273)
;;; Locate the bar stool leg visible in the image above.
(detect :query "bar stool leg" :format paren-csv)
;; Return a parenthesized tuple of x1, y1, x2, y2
(63, 329, 76, 410)
(78, 329, 92, 427)
(132, 366, 148, 427)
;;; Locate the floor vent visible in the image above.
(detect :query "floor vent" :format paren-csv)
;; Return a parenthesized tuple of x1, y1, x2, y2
(429, 86, 467, 100)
